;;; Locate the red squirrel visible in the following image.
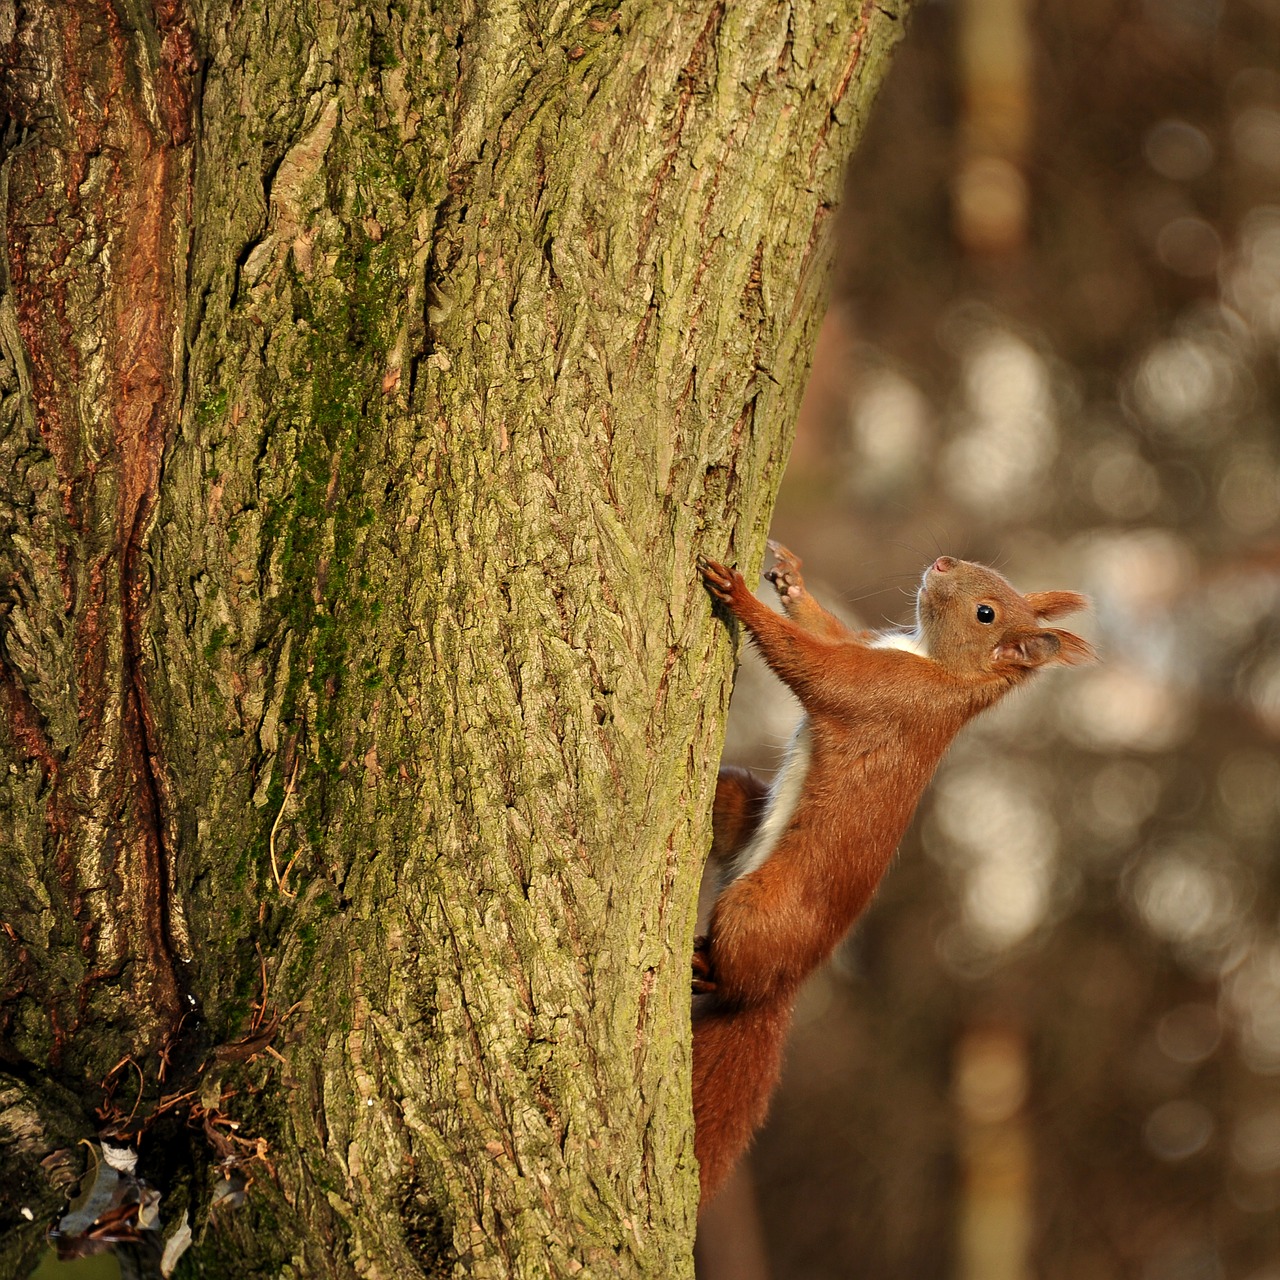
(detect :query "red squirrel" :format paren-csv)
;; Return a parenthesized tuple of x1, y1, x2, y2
(691, 543, 1094, 1204)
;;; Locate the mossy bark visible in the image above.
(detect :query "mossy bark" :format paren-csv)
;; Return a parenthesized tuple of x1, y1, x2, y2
(0, 1, 907, 1275)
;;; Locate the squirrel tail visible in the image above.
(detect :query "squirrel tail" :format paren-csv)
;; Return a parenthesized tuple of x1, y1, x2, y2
(692, 995, 793, 1206)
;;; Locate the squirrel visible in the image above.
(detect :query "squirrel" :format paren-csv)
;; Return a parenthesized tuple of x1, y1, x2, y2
(691, 542, 1094, 1205)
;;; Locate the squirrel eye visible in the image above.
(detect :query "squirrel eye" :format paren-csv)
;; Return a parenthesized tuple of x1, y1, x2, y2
(976, 604, 996, 624)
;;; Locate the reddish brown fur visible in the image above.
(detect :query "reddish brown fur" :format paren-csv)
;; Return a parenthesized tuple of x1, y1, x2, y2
(709, 765, 769, 861)
(692, 549, 1093, 1208)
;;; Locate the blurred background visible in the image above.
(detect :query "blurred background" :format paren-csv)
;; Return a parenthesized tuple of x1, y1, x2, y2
(695, 0, 1280, 1274)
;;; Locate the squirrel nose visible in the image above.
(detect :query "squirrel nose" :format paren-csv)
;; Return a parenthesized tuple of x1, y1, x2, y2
(933, 556, 955, 573)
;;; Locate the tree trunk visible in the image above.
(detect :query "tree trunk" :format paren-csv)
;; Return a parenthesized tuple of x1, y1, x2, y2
(0, 1, 906, 1275)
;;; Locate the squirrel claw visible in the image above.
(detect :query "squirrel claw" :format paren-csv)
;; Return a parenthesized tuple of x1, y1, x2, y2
(698, 555, 741, 605)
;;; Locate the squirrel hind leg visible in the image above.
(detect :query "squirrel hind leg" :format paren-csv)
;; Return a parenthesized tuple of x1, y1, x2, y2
(710, 766, 769, 863)
(692, 935, 717, 994)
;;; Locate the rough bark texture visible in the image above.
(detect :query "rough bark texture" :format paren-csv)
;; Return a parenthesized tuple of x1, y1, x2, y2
(0, 1, 907, 1275)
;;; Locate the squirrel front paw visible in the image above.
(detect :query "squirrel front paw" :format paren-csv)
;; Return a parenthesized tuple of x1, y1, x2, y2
(697, 556, 745, 608)
(764, 540, 806, 603)
(691, 934, 717, 995)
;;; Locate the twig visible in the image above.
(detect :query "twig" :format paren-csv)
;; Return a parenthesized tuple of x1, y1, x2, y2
(123, 1058, 146, 1125)
(278, 840, 307, 899)
(269, 754, 300, 896)
(252, 944, 269, 1031)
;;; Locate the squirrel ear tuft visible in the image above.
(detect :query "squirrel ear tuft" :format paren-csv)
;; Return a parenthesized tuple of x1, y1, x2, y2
(994, 627, 1096, 671)
(1045, 628, 1096, 666)
(1023, 590, 1090, 620)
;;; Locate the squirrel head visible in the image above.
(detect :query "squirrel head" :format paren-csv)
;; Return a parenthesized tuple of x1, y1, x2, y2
(916, 557, 1095, 681)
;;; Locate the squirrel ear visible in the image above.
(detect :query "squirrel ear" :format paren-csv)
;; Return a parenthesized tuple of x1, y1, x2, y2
(994, 628, 1096, 670)
(1046, 628, 1096, 666)
(1023, 590, 1089, 620)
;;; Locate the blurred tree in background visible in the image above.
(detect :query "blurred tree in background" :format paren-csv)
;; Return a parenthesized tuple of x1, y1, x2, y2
(698, 0, 1280, 1276)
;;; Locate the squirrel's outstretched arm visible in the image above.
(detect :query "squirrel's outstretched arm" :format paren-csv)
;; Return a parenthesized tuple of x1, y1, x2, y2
(698, 556, 911, 717)
(764, 542, 856, 641)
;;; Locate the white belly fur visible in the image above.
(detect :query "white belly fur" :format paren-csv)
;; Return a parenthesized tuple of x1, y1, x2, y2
(722, 719, 813, 886)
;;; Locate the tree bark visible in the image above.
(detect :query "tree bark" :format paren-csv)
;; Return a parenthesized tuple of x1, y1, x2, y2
(0, 1, 907, 1275)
